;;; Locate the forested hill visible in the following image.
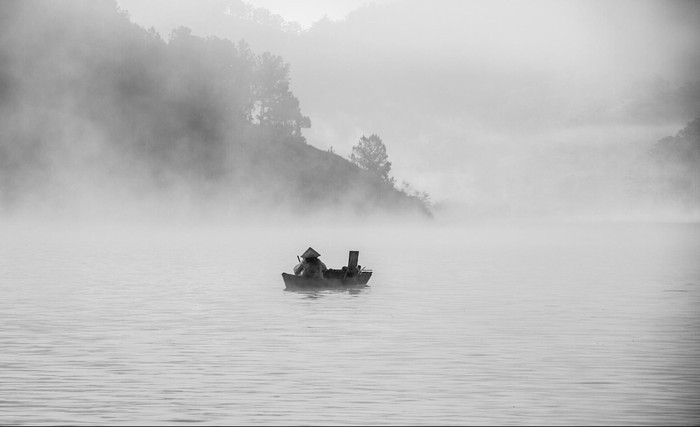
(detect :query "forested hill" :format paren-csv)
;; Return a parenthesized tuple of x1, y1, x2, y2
(0, 0, 430, 220)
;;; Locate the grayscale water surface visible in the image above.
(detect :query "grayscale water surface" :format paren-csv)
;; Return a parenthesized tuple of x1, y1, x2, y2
(1, 222, 699, 425)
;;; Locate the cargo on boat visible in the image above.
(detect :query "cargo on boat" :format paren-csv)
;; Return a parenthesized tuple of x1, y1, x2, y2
(282, 250, 372, 290)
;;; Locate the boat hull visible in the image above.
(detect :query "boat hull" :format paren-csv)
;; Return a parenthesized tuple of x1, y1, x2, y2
(282, 270, 372, 290)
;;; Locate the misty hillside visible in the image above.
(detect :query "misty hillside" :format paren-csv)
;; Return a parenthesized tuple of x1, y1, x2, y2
(0, 0, 430, 220)
(132, 1, 700, 130)
(626, 118, 700, 210)
(111, 0, 700, 221)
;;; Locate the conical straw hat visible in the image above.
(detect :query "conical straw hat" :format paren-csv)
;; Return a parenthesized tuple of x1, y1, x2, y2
(301, 247, 321, 259)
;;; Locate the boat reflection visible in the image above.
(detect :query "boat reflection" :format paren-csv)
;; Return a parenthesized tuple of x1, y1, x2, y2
(284, 286, 369, 298)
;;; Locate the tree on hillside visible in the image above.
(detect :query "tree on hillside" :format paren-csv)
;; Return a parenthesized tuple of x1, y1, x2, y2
(350, 134, 394, 184)
(626, 117, 700, 207)
(252, 52, 311, 143)
(399, 181, 431, 211)
(648, 117, 700, 166)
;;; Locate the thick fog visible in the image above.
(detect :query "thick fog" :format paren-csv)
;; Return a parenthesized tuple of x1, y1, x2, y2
(2, 6, 700, 425)
(2, 0, 699, 225)
(115, 0, 700, 222)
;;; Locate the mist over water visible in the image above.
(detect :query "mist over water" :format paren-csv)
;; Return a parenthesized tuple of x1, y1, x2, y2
(2, 0, 700, 425)
(2, 222, 699, 425)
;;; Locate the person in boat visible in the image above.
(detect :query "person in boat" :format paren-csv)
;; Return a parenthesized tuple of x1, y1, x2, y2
(293, 247, 328, 279)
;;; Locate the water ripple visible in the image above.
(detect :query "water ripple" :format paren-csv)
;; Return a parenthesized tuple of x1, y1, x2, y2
(1, 223, 699, 425)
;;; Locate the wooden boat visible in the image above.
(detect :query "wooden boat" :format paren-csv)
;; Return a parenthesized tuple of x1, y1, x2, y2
(282, 270, 373, 290)
(282, 250, 373, 290)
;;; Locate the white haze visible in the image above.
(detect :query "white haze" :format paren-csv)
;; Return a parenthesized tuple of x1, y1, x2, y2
(2, 1, 698, 225)
(111, 0, 700, 223)
(245, 0, 401, 29)
(2, 4, 699, 424)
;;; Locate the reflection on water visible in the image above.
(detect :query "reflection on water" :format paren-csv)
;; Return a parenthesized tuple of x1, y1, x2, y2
(1, 222, 699, 425)
(286, 288, 368, 299)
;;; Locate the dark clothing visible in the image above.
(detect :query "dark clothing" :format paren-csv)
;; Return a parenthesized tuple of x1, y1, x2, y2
(294, 257, 328, 279)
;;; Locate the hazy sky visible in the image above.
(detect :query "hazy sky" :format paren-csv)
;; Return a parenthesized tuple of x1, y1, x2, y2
(243, 0, 399, 28)
(114, 0, 700, 95)
(116, 0, 401, 30)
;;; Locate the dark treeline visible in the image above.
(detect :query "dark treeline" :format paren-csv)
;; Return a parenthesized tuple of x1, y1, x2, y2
(627, 118, 700, 210)
(0, 0, 430, 219)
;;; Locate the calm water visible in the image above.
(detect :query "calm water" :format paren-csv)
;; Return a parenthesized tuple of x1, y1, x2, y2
(1, 221, 699, 425)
